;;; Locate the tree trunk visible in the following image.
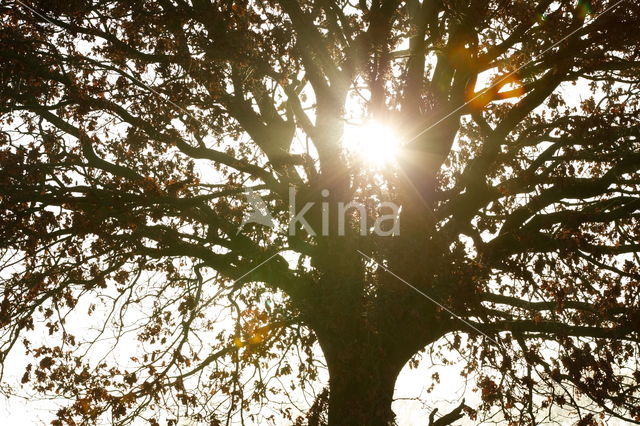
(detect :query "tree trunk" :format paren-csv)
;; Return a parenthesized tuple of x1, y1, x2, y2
(309, 253, 425, 425)
(323, 343, 404, 425)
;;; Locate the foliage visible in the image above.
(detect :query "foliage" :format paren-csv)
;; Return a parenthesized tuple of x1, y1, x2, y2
(1, 0, 640, 424)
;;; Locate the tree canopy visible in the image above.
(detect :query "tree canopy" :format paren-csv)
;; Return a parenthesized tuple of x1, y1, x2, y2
(1, 0, 640, 424)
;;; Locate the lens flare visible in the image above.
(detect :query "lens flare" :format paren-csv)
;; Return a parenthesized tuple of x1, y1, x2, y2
(342, 122, 401, 168)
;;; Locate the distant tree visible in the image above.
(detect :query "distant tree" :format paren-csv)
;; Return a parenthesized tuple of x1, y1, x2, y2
(1, 1, 640, 424)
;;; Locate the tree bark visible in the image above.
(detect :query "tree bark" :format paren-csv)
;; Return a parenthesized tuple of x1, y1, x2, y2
(323, 342, 405, 425)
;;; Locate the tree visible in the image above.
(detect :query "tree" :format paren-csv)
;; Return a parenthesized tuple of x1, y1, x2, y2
(1, 0, 640, 424)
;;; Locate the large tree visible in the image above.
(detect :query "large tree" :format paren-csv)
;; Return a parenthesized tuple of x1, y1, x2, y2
(2, 0, 640, 424)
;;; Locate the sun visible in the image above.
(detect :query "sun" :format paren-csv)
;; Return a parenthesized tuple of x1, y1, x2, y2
(342, 121, 401, 168)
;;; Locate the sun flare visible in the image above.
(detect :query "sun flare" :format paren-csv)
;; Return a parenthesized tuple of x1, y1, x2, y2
(342, 122, 401, 168)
